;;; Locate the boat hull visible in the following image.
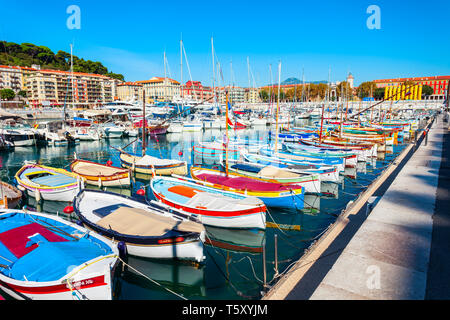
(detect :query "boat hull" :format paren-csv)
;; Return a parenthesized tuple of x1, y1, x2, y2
(71, 160, 131, 187)
(119, 153, 188, 176)
(0, 210, 119, 300)
(150, 177, 267, 229)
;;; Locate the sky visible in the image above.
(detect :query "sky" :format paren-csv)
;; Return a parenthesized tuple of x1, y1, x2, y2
(1, 0, 449, 87)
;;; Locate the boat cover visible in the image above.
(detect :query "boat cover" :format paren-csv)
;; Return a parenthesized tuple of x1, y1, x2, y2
(0, 213, 113, 282)
(96, 207, 205, 236)
(73, 161, 127, 176)
(134, 155, 182, 166)
(195, 173, 301, 192)
(258, 166, 301, 179)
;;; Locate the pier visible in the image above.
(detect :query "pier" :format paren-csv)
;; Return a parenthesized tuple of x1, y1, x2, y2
(263, 113, 448, 300)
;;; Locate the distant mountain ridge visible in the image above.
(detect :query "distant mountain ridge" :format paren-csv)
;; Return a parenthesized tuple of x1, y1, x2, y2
(269, 77, 328, 85)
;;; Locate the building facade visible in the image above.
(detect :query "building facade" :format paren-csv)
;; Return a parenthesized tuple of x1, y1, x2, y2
(217, 86, 245, 104)
(181, 81, 214, 102)
(374, 76, 449, 100)
(244, 88, 261, 104)
(25, 69, 116, 107)
(136, 77, 180, 103)
(0, 65, 23, 92)
(1, 64, 119, 107)
(116, 82, 143, 102)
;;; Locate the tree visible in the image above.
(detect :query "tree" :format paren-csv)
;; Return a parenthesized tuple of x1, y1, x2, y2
(356, 81, 377, 98)
(422, 85, 434, 98)
(259, 89, 269, 102)
(0, 89, 16, 100)
(17, 90, 27, 98)
(374, 87, 385, 100)
(337, 81, 353, 100)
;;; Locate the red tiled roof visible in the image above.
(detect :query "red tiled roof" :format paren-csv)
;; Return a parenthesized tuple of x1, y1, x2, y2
(136, 77, 180, 85)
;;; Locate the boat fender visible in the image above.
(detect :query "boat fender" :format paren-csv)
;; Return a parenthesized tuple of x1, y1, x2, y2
(64, 205, 74, 214)
(178, 151, 183, 157)
(106, 160, 113, 166)
(136, 188, 145, 196)
(35, 189, 41, 202)
(117, 241, 128, 260)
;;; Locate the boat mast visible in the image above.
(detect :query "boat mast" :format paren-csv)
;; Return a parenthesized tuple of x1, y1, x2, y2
(180, 35, 183, 99)
(225, 91, 230, 176)
(142, 89, 146, 156)
(211, 37, 215, 105)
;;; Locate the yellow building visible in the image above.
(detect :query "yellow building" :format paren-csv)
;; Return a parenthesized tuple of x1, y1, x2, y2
(384, 84, 423, 101)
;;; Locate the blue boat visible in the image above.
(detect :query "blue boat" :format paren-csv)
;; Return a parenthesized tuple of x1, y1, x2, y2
(0, 209, 119, 300)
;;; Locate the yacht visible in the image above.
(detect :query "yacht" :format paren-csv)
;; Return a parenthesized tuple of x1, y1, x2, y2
(0, 117, 40, 147)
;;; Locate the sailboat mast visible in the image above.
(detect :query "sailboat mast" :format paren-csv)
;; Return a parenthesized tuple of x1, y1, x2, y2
(211, 37, 215, 104)
(180, 36, 183, 98)
(225, 91, 230, 176)
(142, 89, 146, 155)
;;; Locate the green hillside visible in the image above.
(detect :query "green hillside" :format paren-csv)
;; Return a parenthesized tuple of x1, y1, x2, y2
(0, 41, 124, 81)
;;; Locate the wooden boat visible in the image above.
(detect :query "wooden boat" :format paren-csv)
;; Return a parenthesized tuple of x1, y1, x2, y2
(242, 152, 339, 182)
(299, 139, 378, 159)
(224, 160, 321, 193)
(190, 167, 305, 209)
(204, 226, 265, 254)
(73, 189, 206, 262)
(259, 147, 347, 171)
(330, 131, 392, 144)
(0, 181, 22, 209)
(193, 142, 240, 162)
(119, 151, 187, 176)
(70, 159, 131, 187)
(284, 142, 359, 165)
(0, 209, 119, 300)
(15, 163, 84, 202)
(150, 176, 267, 229)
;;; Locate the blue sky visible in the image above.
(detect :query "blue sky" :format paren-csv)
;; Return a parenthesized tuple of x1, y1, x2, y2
(1, 0, 449, 87)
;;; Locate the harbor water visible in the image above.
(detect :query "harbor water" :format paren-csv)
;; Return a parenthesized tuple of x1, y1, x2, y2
(0, 120, 407, 300)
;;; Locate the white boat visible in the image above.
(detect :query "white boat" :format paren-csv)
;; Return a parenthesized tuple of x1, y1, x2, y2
(75, 127, 101, 141)
(0, 209, 119, 300)
(182, 115, 203, 132)
(0, 117, 38, 147)
(35, 121, 76, 146)
(15, 163, 84, 202)
(101, 123, 125, 139)
(250, 117, 267, 126)
(167, 121, 183, 133)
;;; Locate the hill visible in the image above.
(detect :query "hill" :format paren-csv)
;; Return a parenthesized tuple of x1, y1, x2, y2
(0, 41, 124, 81)
(269, 78, 329, 86)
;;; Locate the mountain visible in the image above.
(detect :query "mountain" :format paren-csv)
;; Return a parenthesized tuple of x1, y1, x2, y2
(281, 77, 302, 85)
(0, 41, 124, 81)
(270, 78, 328, 86)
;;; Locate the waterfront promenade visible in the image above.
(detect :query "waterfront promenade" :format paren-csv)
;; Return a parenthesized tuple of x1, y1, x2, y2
(264, 114, 449, 300)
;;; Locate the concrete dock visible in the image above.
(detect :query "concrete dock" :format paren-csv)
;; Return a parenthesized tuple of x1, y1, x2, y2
(264, 114, 449, 300)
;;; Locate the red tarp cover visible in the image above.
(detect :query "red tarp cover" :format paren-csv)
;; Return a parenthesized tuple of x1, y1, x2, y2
(0, 223, 68, 258)
(196, 173, 300, 192)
